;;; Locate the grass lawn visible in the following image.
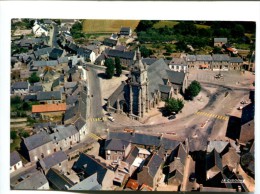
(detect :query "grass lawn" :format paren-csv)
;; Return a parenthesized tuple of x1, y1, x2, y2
(83, 20, 140, 34)
(234, 43, 251, 50)
(153, 21, 179, 29)
(195, 24, 210, 29)
(11, 138, 21, 152)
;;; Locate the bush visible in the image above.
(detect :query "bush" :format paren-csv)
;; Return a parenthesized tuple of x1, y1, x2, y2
(11, 96, 22, 104)
(11, 131, 17, 140)
(28, 72, 40, 83)
(164, 98, 184, 114)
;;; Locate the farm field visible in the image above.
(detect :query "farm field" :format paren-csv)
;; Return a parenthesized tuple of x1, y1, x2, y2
(83, 20, 140, 33)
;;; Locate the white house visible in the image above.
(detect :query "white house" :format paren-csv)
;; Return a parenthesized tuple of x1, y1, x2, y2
(11, 81, 30, 95)
(32, 22, 49, 37)
(10, 151, 23, 173)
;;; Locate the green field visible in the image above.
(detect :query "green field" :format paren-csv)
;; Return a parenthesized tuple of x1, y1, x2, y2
(153, 21, 179, 29)
(195, 24, 210, 29)
(83, 20, 140, 34)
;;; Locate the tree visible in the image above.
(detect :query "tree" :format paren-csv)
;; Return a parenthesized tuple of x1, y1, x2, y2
(185, 80, 201, 100)
(11, 96, 22, 104)
(20, 131, 30, 138)
(140, 45, 153, 58)
(164, 98, 184, 114)
(22, 102, 31, 111)
(115, 57, 122, 76)
(105, 58, 115, 79)
(11, 131, 17, 140)
(28, 72, 40, 83)
(136, 20, 158, 32)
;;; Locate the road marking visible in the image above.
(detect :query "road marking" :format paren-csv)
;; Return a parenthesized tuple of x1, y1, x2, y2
(87, 133, 102, 140)
(195, 111, 229, 121)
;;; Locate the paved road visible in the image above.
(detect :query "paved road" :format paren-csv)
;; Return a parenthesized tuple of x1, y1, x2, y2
(87, 67, 107, 134)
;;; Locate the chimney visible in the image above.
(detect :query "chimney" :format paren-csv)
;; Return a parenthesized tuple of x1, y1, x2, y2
(237, 186, 241, 192)
(199, 184, 203, 191)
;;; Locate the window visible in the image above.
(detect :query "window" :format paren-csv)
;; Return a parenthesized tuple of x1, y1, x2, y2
(59, 163, 61, 167)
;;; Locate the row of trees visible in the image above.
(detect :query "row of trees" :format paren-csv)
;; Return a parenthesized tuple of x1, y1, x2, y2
(105, 57, 122, 79)
(71, 21, 85, 39)
(164, 80, 201, 114)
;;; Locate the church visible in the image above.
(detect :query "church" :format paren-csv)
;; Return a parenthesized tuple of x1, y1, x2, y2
(107, 48, 188, 120)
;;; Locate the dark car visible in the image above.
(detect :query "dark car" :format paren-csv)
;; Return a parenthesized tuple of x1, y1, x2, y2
(168, 115, 176, 120)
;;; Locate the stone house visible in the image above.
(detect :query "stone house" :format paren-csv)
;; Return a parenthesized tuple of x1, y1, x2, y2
(214, 38, 227, 47)
(211, 54, 230, 71)
(32, 103, 66, 120)
(105, 49, 136, 67)
(169, 58, 188, 73)
(205, 149, 223, 180)
(11, 81, 30, 95)
(104, 139, 131, 161)
(20, 131, 54, 162)
(77, 47, 96, 63)
(229, 57, 243, 70)
(195, 55, 213, 70)
(120, 27, 132, 36)
(11, 171, 49, 190)
(50, 125, 80, 151)
(185, 55, 196, 69)
(72, 153, 115, 189)
(32, 22, 49, 37)
(10, 151, 23, 173)
(38, 150, 68, 174)
(137, 153, 164, 189)
(36, 91, 62, 104)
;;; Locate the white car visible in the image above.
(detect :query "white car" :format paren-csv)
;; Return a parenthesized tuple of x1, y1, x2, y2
(108, 116, 115, 122)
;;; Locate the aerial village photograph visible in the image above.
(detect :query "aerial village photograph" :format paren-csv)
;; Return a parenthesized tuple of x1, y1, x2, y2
(8, 13, 256, 193)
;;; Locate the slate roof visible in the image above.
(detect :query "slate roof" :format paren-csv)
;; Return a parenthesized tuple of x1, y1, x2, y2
(64, 82, 77, 89)
(159, 84, 172, 93)
(12, 81, 29, 90)
(73, 153, 109, 184)
(241, 103, 254, 125)
(29, 85, 43, 93)
(214, 38, 227, 43)
(120, 27, 131, 35)
(222, 147, 240, 169)
(64, 102, 79, 122)
(46, 168, 74, 190)
(108, 132, 180, 150)
(207, 140, 229, 154)
(103, 38, 118, 47)
(147, 58, 171, 100)
(67, 42, 79, 53)
(230, 57, 243, 63)
(170, 58, 187, 65)
(205, 172, 232, 189)
(124, 146, 139, 165)
(168, 143, 187, 166)
(24, 94, 37, 101)
(50, 125, 78, 143)
(58, 57, 69, 64)
(49, 48, 64, 60)
(212, 54, 230, 62)
(23, 131, 52, 151)
(43, 19, 52, 24)
(69, 173, 101, 190)
(10, 151, 21, 166)
(13, 171, 48, 190)
(32, 60, 58, 67)
(32, 103, 66, 113)
(106, 49, 135, 60)
(34, 47, 53, 58)
(39, 151, 67, 170)
(77, 48, 92, 58)
(144, 153, 163, 177)
(105, 139, 130, 151)
(142, 58, 158, 65)
(186, 55, 196, 62)
(37, 91, 61, 101)
(166, 70, 186, 85)
(74, 117, 86, 131)
(206, 149, 223, 171)
(66, 95, 78, 105)
(196, 55, 213, 61)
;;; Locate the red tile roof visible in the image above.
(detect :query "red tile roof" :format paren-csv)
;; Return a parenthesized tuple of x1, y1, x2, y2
(32, 103, 66, 113)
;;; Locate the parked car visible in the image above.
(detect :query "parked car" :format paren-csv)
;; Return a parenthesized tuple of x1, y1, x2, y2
(168, 115, 176, 120)
(238, 106, 243, 110)
(108, 116, 115, 122)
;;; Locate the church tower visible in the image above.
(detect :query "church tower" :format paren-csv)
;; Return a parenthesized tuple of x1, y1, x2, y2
(128, 48, 148, 119)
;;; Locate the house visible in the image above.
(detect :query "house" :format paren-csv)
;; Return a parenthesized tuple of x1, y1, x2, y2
(66, 42, 79, 54)
(103, 38, 118, 48)
(206, 140, 230, 156)
(106, 49, 135, 67)
(46, 168, 75, 190)
(165, 143, 188, 187)
(29, 85, 43, 94)
(11, 171, 49, 190)
(137, 153, 164, 189)
(50, 125, 80, 151)
(169, 58, 188, 73)
(69, 173, 102, 190)
(32, 22, 49, 37)
(49, 48, 64, 60)
(72, 153, 115, 189)
(77, 47, 96, 63)
(110, 33, 118, 40)
(30, 60, 58, 71)
(229, 57, 243, 70)
(20, 131, 53, 162)
(33, 47, 53, 60)
(36, 91, 62, 104)
(38, 151, 68, 174)
(214, 38, 227, 47)
(11, 81, 30, 95)
(185, 55, 196, 69)
(125, 179, 139, 190)
(10, 151, 23, 173)
(238, 103, 254, 144)
(120, 27, 132, 36)
(74, 117, 88, 140)
(212, 54, 230, 71)
(196, 55, 213, 70)
(32, 103, 66, 120)
(104, 139, 131, 161)
(166, 70, 188, 94)
(205, 149, 223, 180)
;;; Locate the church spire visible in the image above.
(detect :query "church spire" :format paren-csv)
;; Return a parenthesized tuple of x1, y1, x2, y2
(136, 47, 141, 60)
